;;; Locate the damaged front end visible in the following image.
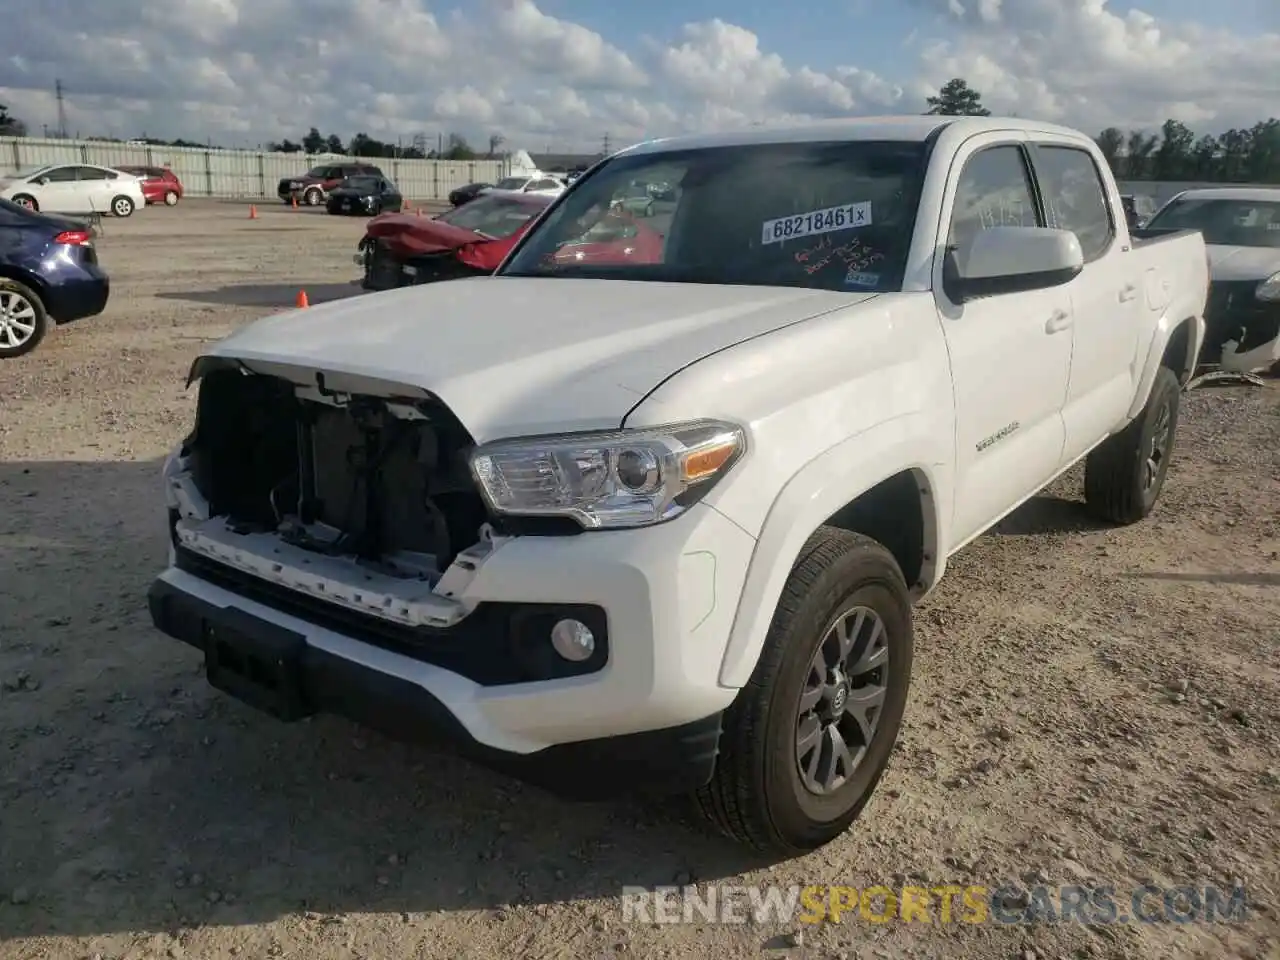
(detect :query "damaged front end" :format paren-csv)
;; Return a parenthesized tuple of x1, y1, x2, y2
(166, 360, 502, 632)
(1202, 277, 1280, 375)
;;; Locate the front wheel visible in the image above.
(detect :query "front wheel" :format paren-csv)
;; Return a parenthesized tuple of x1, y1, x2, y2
(304, 188, 323, 206)
(111, 195, 135, 217)
(11, 194, 38, 211)
(1083, 365, 1181, 524)
(695, 528, 913, 852)
(163, 190, 179, 206)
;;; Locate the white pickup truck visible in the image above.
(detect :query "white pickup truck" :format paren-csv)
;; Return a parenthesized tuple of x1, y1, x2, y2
(148, 116, 1209, 853)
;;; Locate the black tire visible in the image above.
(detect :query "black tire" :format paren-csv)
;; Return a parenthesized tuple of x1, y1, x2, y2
(695, 527, 914, 853)
(163, 190, 179, 206)
(0, 278, 50, 359)
(110, 195, 135, 217)
(304, 188, 323, 206)
(1083, 366, 1181, 525)
(11, 194, 38, 211)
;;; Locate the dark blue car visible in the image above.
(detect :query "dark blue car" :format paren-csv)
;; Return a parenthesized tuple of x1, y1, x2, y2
(0, 197, 110, 358)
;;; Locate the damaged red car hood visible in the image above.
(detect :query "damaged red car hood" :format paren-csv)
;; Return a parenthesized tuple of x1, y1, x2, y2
(364, 213, 487, 256)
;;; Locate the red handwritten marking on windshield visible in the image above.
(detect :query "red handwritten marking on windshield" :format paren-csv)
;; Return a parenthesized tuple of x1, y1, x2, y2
(794, 236, 884, 275)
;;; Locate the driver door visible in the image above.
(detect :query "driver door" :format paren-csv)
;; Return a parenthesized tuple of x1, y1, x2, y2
(29, 165, 79, 211)
(937, 135, 1074, 547)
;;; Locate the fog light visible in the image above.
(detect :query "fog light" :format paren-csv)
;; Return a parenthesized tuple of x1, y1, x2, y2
(550, 618, 595, 661)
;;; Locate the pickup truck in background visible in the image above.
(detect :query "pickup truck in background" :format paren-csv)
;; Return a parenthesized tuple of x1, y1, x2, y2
(1138, 186, 1280, 374)
(147, 116, 1209, 854)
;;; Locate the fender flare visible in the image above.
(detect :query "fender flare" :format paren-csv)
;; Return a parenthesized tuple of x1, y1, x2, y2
(1127, 312, 1204, 420)
(715, 413, 946, 689)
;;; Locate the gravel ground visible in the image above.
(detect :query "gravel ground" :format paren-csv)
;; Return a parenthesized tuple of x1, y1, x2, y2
(1, 201, 1277, 960)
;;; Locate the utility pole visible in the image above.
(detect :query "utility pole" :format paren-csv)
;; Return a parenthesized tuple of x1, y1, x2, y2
(602, 132, 611, 156)
(55, 79, 68, 139)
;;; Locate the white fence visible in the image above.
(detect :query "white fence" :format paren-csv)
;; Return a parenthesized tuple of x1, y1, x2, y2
(0, 137, 510, 201)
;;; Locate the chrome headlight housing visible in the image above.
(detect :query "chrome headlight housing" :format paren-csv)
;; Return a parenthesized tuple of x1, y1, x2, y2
(1256, 271, 1280, 302)
(469, 419, 746, 529)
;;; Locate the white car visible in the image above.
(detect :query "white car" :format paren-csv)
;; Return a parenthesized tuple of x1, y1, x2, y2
(148, 116, 1209, 854)
(0, 163, 146, 217)
(482, 174, 566, 198)
(1140, 186, 1280, 374)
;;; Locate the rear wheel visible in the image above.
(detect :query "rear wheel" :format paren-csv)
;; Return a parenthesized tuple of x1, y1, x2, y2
(11, 194, 38, 211)
(111, 195, 135, 217)
(695, 528, 913, 852)
(1083, 366, 1181, 524)
(0, 279, 50, 359)
(163, 190, 179, 206)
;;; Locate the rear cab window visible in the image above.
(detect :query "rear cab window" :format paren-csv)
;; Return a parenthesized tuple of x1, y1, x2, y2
(1032, 144, 1115, 261)
(501, 139, 929, 292)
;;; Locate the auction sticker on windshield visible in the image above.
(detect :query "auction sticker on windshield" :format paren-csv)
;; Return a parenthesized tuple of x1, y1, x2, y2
(762, 202, 872, 245)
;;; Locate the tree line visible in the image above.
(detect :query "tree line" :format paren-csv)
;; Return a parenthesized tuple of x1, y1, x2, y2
(926, 78, 1280, 184)
(5, 85, 1280, 182)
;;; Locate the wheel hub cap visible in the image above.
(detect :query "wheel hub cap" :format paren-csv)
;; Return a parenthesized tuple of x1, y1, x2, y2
(795, 606, 890, 796)
(0, 291, 38, 348)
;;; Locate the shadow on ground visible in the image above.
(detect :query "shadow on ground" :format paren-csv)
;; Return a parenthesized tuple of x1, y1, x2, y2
(988, 494, 1110, 537)
(0, 459, 767, 940)
(155, 283, 365, 309)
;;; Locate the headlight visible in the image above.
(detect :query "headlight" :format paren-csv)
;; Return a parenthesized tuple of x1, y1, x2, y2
(1257, 271, 1280, 302)
(469, 419, 745, 529)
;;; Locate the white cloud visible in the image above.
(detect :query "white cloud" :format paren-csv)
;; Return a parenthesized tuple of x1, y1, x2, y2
(0, 0, 1275, 152)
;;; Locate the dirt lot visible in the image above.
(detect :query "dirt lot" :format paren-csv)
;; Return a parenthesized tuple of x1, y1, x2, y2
(1, 200, 1277, 960)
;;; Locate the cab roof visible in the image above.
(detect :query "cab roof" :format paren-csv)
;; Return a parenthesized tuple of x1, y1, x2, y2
(618, 115, 1094, 156)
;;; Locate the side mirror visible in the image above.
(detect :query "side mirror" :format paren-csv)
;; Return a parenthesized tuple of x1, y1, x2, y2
(944, 226, 1084, 303)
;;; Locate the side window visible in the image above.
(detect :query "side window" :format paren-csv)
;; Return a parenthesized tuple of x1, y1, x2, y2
(39, 166, 77, 183)
(75, 167, 111, 180)
(1034, 145, 1114, 261)
(948, 145, 1040, 254)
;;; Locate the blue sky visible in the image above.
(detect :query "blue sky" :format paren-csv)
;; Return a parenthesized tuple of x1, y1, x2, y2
(1, 0, 1277, 147)
(535, 0, 1276, 87)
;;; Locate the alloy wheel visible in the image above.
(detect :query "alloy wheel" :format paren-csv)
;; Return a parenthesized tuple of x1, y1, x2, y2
(0, 290, 39, 349)
(795, 605, 890, 795)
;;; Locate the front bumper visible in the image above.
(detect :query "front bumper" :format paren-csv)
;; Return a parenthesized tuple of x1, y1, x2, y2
(147, 502, 755, 795)
(1202, 280, 1280, 368)
(355, 240, 480, 290)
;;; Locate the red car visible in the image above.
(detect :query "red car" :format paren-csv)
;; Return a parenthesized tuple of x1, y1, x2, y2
(116, 166, 184, 206)
(357, 192, 662, 291)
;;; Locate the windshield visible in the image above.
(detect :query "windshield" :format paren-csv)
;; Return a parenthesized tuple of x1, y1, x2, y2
(306, 166, 332, 178)
(342, 176, 380, 190)
(500, 140, 929, 291)
(436, 195, 546, 238)
(493, 177, 529, 191)
(1146, 197, 1280, 248)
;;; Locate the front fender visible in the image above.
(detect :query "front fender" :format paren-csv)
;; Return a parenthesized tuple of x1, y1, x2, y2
(715, 413, 947, 689)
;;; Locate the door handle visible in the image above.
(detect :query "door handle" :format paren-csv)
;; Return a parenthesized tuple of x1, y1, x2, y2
(1045, 309, 1072, 334)
(1119, 284, 1137, 302)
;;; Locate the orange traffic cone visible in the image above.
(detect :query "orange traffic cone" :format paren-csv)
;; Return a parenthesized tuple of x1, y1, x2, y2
(402, 199, 410, 211)
(248, 204, 258, 219)
(416, 207, 423, 216)
(295, 290, 309, 308)
(291, 196, 298, 209)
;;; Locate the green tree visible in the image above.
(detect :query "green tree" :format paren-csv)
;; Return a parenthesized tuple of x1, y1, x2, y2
(1094, 127, 1124, 177)
(1124, 130, 1158, 179)
(443, 133, 477, 160)
(0, 103, 26, 137)
(324, 133, 345, 154)
(925, 78, 991, 116)
(1153, 119, 1194, 180)
(301, 127, 325, 154)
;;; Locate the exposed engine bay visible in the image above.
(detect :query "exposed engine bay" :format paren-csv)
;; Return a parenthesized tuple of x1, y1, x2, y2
(168, 365, 499, 627)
